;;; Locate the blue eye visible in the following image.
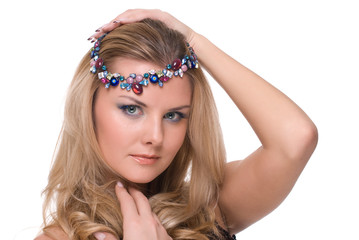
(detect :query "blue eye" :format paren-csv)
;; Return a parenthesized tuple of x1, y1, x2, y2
(118, 105, 143, 116)
(164, 112, 186, 122)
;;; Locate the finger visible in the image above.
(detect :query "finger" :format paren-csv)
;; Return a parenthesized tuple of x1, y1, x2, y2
(87, 9, 174, 40)
(152, 212, 163, 227)
(93, 232, 118, 240)
(128, 187, 153, 218)
(110, 9, 192, 42)
(112, 9, 159, 24)
(87, 9, 193, 44)
(87, 23, 110, 41)
(115, 182, 139, 220)
(154, 217, 172, 240)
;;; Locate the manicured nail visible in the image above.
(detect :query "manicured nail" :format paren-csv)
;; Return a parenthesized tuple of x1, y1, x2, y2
(117, 181, 123, 188)
(94, 232, 106, 240)
(95, 29, 100, 32)
(87, 37, 93, 41)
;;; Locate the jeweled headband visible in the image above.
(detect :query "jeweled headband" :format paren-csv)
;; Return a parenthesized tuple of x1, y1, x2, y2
(89, 33, 199, 94)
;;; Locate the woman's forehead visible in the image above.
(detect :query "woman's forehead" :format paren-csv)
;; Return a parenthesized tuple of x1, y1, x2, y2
(109, 58, 161, 76)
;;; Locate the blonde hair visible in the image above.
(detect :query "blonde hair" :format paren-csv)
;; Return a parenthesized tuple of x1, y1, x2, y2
(42, 19, 226, 240)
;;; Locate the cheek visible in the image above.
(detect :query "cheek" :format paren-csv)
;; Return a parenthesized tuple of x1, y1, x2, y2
(164, 123, 188, 156)
(94, 103, 132, 159)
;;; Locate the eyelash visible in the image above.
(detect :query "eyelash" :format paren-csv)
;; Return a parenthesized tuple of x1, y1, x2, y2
(118, 105, 143, 118)
(118, 105, 187, 122)
(164, 111, 186, 122)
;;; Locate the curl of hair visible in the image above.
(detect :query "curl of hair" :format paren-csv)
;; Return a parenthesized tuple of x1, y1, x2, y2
(42, 19, 226, 240)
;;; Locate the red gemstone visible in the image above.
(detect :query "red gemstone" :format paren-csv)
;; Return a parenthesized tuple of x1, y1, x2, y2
(172, 58, 182, 71)
(95, 58, 104, 68)
(132, 82, 143, 94)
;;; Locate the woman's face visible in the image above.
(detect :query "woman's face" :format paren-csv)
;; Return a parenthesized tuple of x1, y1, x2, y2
(94, 58, 192, 184)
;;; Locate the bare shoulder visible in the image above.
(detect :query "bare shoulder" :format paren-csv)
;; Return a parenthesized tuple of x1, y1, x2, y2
(35, 227, 69, 240)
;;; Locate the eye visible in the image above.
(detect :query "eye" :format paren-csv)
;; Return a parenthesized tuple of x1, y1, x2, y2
(126, 106, 137, 114)
(164, 112, 186, 122)
(118, 105, 143, 116)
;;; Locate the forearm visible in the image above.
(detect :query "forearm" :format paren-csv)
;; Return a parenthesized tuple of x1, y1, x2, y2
(194, 33, 317, 159)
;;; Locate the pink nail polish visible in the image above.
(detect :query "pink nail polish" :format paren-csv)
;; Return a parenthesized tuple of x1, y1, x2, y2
(117, 181, 123, 188)
(94, 232, 106, 240)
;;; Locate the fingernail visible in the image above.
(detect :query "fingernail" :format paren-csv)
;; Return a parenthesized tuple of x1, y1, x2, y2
(94, 232, 106, 240)
(114, 18, 127, 24)
(117, 181, 123, 188)
(95, 29, 100, 32)
(87, 37, 93, 41)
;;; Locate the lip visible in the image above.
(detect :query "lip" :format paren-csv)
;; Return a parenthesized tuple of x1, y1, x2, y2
(130, 154, 160, 165)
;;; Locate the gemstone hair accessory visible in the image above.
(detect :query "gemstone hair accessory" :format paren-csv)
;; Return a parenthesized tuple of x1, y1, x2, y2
(89, 33, 199, 94)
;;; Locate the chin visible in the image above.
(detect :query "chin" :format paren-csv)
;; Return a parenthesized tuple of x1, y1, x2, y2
(124, 173, 159, 184)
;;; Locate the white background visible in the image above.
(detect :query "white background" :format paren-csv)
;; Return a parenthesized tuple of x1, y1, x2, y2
(1, 0, 358, 239)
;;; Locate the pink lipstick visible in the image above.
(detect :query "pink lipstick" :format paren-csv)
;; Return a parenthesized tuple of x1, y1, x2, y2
(130, 154, 160, 165)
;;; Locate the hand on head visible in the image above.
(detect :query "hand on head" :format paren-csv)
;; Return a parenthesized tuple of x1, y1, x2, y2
(88, 9, 196, 47)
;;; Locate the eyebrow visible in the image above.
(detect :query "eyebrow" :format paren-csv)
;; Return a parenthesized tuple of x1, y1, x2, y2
(169, 105, 191, 111)
(118, 96, 147, 107)
(118, 96, 191, 111)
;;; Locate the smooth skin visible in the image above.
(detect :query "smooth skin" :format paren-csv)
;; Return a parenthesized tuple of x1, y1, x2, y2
(37, 9, 318, 240)
(94, 58, 192, 185)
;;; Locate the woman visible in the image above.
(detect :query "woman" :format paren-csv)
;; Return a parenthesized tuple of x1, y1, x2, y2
(36, 9, 318, 240)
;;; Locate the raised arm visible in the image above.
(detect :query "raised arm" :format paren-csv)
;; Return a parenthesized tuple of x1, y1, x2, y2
(91, 9, 318, 234)
(189, 21, 318, 234)
(195, 33, 318, 232)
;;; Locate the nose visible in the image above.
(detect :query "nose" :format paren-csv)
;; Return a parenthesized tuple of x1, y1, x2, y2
(142, 116, 164, 146)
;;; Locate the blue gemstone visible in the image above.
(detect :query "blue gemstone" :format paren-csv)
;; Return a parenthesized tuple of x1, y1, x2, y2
(187, 61, 196, 69)
(110, 77, 119, 86)
(129, 73, 136, 78)
(120, 76, 125, 81)
(120, 83, 130, 89)
(150, 74, 159, 83)
(162, 69, 167, 75)
(144, 73, 149, 78)
(105, 83, 110, 88)
(91, 51, 95, 58)
(139, 79, 149, 86)
(102, 65, 107, 70)
(191, 61, 196, 68)
(158, 80, 163, 87)
(126, 84, 132, 91)
(167, 64, 172, 69)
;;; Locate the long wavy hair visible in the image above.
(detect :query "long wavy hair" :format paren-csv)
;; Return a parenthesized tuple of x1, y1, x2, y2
(42, 19, 226, 240)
